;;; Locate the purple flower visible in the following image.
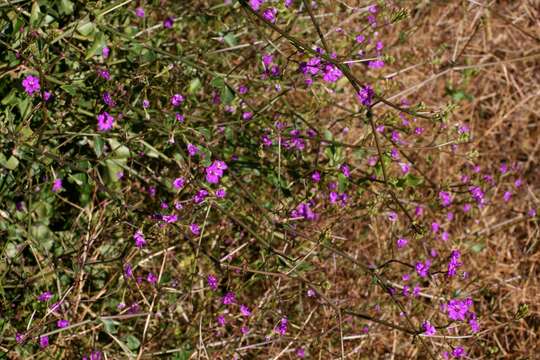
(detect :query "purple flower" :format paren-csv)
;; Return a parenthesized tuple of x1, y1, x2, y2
(293, 202, 316, 221)
(217, 314, 226, 326)
(43, 91, 52, 101)
(322, 64, 343, 83)
(16, 332, 25, 344)
(207, 275, 218, 290)
(173, 177, 185, 189)
(102, 46, 110, 58)
(307, 289, 316, 297)
(147, 272, 157, 284)
(205, 160, 228, 184)
(415, 259, 431, 278)
(57, 319, 69, 328)
(215, 188, 227, 198)
(193, 189, 209, 204)
(451, 347, 466, 358)
(311, 171, 321, 182)
(222, 291, 236, 305)
(356, 34, 365, 43)
(387, 211, 398, 222)
(368, 59, 385, 69)
(187, 143, 198, 157)
(529, 208, 537, 217)
(439, 191, 452, 207)
(175, 113, 185, 123)
(38, 291, 53, 302)
(135, 7, 145, 17)
(296, 348, 305, 358)
(263, 7, 277, 23)
(422, 320, 436, 336)
(445, 298, 473, 321)
(52, 178, 63, 193)
(124, 263, 133, 278)
(163, 17, 174, 28)
(276, 317, 288, 335)
(238, 85, 249, 94)
(39, 335, 49, 348)
(357, 84, 374, 106)
(241, 325, 250, 334)
(102, 91, 115, 107)
(396, 238, 408, 249)
(98, 69, 110, 80)
(249, 0, 264, 10)
(242, 111, 253, 121)
(97, 112, 114, 132)
(447, 250, 462, 277)
(503, 191, 512, 202)
(162, 214, 177, 223)
(190, 223, 200, 235)
(22, 75, 40, 95)
(133, 230, 146, 248)
(240, 304, 251, 317)
(171, 93, 184, 107)
(142, 99, 150, 109)
(340, 164, 350, 178)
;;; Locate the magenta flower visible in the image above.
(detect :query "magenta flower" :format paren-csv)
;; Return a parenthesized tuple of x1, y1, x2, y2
(240, 304, 251, 317)
(215, 188, 226, 198)
(57, 319, 69, 328)
(170, 93, 184, 106)
(193, 189, 209, 204)
(422, 321, 436, 336)
(357, 84, 374, 106)
(340, 164, 350, 178)
(322, 64, 343, 83)
(102, 46, 110, 58)
(22, 75, 40, 95)
(102, 91, 115, 107)
(451, 347, 466, 358)
(142, 99, 150, 108)
(52, 178, 63, 193)
(415, 259, 431, 278)
(97, 112, 114, 131)
(249, 0, 264, 10)
(124, 263, 133, 278)
(311, 171, 321, 182)
(262, 7, 277, 23)
(207, 275, 218, 290)
(163, 17, 174, 28)
(173, 177, 185, 189)
(439, 191, 452, 207)
(135, 7, 145, 17)
(190, 223, 200, 235)
(187, 143, 198, 156)
(396, 238, 408, 249)
(147, 272, 157, 284)
(222, 291, 236, 305)
(98, 69, 110, 80)
(39, 335, 49, 348)
(276, 317, 288, 335)
(38, 291, 53, 302)
(296, 348, 305, 358)
(445, 298, 473, 321)
(133, 230, 146, 248)
(43, 91, 52, 101)
(175, 113, 184, 123)
(242, 111, 253, 121)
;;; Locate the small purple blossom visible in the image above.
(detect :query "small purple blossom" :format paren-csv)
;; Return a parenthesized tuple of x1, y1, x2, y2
(222, 291, 236, 305)
(439, 191, 452, 207)
(187, 143, 198, 156)
(133, 230, 146, 248)
(98, 69, 110, 80)
(396, 238, 408, 249)
(163, 17, 174, 28)
(39, 335, 49, 348)
(97, 112, 115, 132)
(173, 177, 185, 190)
(147, 272, 157, 284)
(276, 317, 288, 335)
(38, 291, 53, 302)
(57, 319, 69, 328)
(262, 7, 277, 23)
(102, 46, 110, 59)
(171, 93, 184, 107)
(215, 188, 227, 198)
(249, 0, 264, 10)
(415, 259, 431, 278)
(135, 7, 145, 17)
(357, 84, 375, 106)
(240, 304, 251, 317)
(22, 75, 40, 95)
(207, 275, 218, 290)
(422, 320, 436, 336)
(193, 189, 209, 204)
(52, 178, 63, 193)
(190, 223, 200, 235)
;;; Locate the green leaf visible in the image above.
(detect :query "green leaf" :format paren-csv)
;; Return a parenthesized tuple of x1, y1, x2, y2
(85, 32, 106, 60)
(77, 21, 95, 37)
(223, 33, 237, 47)
(101, 319, 119, 334)
(3, 155, 19, 170)
(125, 335, 140, 350)
(59, 0, 74, 15)
(30, 2, 42, 27)
(188, 78, 202, 94)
